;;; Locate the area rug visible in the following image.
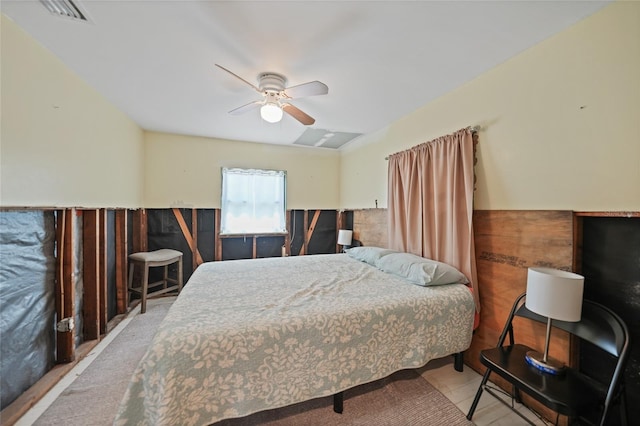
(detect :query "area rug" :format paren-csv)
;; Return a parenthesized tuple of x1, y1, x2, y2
(215, 368, 473, 426)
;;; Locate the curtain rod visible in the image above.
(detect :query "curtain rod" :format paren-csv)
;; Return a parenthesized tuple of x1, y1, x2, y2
(385, 126, 480, 160)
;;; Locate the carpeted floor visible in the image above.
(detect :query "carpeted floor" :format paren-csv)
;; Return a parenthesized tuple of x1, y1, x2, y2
(30, 297, 472, 426)
(31, 298, 175, 426)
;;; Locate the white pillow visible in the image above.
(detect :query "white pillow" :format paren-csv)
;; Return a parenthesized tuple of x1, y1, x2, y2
(345, 246, 397, 266)
(375, 252, 469, 286)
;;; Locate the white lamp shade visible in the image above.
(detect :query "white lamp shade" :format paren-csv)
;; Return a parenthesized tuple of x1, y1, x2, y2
(525, 267, 584, 322)
(260, 103, 283, 123)
(337, 229, 353, 246)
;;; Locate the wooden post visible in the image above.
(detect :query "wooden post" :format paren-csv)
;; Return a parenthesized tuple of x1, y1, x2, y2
(301, 210, 309, 255)
(284, 210, 291, 256)
(99, 209, 108, 335)
(251, 236, 256, 259)
(214, 209, 222, 261)
(336, 211, 345, 253)
(132, 209, 147, 253)
(192, 209, 198, 269)
(115, 210, 128, 314)
(55, 209, 76, 363)
(82, 209, 100, 341)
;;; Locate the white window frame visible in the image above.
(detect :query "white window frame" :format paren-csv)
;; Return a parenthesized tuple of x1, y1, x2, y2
(220, 167, 287, 235)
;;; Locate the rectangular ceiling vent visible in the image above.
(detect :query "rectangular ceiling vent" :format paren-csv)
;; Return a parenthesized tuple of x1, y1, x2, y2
(40, 0, 90, 22)
(294, 129, 362, 150)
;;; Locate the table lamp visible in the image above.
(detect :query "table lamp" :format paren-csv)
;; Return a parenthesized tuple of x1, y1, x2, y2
(524, 267, 584, 375)
(337, 229, 353, 252)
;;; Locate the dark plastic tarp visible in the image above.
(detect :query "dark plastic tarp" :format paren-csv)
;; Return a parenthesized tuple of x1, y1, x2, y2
(0, 211, 56, 409)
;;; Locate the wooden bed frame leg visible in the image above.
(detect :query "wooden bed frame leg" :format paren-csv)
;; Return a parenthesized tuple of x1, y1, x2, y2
(454, 352, 464, 372)
(333, 392, 343, 414)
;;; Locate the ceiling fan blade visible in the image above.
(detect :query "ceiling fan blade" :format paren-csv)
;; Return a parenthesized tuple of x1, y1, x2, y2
(282, 103, 315, 125)
(229, 100, 262, 115)
(283, 81, 328, 99)
(215, 64, 260, 92)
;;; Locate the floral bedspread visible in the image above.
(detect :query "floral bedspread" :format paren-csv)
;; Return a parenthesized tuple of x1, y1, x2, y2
(114, 254, 474, 426)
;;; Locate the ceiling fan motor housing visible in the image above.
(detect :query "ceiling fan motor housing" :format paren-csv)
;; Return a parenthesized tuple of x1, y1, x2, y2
(258, 72, 287, 93)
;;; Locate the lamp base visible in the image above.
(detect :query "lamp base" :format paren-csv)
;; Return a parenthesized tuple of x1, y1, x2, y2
(525, 350, 566, 375)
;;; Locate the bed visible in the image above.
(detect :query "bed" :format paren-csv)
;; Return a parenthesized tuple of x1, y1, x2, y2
(114, 250, 475, 426)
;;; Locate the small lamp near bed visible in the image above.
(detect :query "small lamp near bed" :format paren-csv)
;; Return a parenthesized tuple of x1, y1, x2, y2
(524, 267, 584, 375)
(337, 229, 353, 252)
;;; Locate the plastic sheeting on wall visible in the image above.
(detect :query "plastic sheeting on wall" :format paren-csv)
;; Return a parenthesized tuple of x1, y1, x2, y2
(0, 211, 56, 409)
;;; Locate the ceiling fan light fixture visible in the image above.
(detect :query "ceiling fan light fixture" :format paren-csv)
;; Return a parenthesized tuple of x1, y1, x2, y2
(260, 102, 283, 123)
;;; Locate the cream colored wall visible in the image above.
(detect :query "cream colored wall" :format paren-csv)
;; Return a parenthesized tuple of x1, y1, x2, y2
(341, 1, 640, 211)
(0, 15, 144, 208)
(144, 131, 340, 209)
(4, 2, 638, 211)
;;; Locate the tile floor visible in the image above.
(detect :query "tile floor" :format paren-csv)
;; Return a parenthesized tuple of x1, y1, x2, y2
(419, 357, 551, 425)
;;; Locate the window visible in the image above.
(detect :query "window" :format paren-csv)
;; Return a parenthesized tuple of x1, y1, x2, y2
(221, 167, 287, 235)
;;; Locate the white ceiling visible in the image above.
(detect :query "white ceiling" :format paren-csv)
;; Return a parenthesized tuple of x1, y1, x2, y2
(1, 0, 610, 149)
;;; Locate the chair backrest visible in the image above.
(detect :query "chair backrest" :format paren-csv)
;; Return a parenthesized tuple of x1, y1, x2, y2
(503, 292, 631, 425)
(514, 295, 629, 358)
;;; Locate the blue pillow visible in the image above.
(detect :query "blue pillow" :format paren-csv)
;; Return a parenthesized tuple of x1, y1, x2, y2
(346, 246, 397, 266)
(375, 252, 468, 286)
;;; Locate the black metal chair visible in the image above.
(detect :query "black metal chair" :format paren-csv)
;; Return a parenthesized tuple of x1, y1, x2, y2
(466, 293, 630, 426)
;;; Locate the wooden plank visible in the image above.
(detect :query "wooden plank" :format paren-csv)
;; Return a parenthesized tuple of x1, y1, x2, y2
(353, 209, 388, 248)
(115, 210, 128, 314)
(574, 211, 640, 217)
(301, 210, 309, 255)
(172, 208, 204, 266)
(284, 210, 291, 256)
(307, 209, 321, 242)
(82, 209, 100, 341)
(468, 210, 574, 425)
(55, 209, 76, 363)
(192, 209, 198, 269)
(214, 209, 222, 261)
(132, 209, 147, 253)
(298, 210, 319, 256)
(99, 209, 108, 335)
(252, 236, 257, 259)
(336, 211, 344, 253)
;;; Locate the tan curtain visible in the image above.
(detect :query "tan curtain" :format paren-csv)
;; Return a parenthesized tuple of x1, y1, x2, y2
(388, 128, 480, 313)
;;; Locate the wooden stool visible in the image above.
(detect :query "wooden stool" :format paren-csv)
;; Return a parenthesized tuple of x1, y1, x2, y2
(128, 249, 183, 314)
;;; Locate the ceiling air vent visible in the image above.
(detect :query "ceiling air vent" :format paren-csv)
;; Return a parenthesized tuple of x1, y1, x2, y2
(40, 0, 90, 22)
(294, 129, 362, 150)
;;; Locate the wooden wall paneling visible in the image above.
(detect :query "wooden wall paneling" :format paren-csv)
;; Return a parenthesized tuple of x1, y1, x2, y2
(98, 209, 108, 335)
(81, 209, 100, 341)
(55, 209, 76, 363)
(114, 210, 128, 314)
(469, 210, 574, 424)
(353, 209, 388, 248)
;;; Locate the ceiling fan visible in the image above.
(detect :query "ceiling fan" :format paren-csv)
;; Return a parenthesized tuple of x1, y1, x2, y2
(216, 64, 328, 125)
